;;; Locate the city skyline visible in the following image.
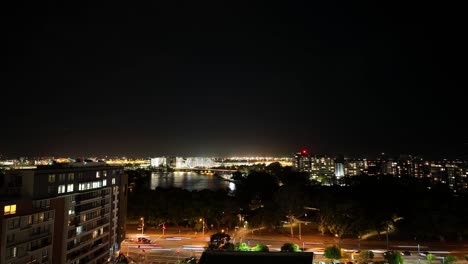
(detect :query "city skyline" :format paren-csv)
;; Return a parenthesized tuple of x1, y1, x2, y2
(1, 2, 465, 159)
(2, 152, 468, 164)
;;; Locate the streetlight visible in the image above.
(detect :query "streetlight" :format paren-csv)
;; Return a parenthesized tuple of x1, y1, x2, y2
(384, 216, 403, 251)
(298, 220, 302, 240)
(295, 216, 310, 241)
(199, 218, 205, 236)
(141, 217, 144, 235)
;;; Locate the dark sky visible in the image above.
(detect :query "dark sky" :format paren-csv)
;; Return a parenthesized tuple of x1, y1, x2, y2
(1, 1, 465, 159)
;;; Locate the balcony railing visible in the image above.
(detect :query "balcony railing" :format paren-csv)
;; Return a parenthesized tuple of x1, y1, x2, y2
(27, 241, 52, 254)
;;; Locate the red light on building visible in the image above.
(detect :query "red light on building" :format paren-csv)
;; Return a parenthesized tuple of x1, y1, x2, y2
(301, 149, 308, 155)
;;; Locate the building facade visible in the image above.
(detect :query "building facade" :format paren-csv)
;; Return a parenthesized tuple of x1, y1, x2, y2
(0, 162, 128, 264)
(293, 150, 312, 173)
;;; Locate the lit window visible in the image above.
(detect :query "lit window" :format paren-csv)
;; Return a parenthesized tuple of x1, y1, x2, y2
(48, 174, 55, 183)
(96, 171, 100, 178)
(4, 204, 16, 215)
(102, 179, 107, 186)
(112, 178, 116, 185)
(58, 185, 66, 194)
(67, 184, 74, 192)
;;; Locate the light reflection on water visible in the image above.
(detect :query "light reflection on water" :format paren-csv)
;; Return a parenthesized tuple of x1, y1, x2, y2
(150, 171, 234, 191)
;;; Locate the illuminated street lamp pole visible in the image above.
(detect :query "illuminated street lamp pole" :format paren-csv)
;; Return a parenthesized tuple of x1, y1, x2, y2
(200, 218, 205, 236)
(141, 217, 144, 235)
(386, 224, 389, 251)
(298, 220, 302, 240)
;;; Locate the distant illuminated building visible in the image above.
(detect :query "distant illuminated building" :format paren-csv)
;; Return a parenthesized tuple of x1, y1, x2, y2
(176, 157, 186, 168)
(334, 155, 345, 178)
(150, 157, 167, 167)
(310, 156, 334, 180)
(174, 157, 220, 169)
(344, 159, 367, 176)
(293, 150, 311, 172)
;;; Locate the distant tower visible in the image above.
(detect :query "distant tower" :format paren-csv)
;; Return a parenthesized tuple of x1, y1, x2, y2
(293, 149, 311, 172)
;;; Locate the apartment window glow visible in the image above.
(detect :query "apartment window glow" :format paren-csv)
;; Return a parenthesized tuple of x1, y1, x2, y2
(78, 181, 104, 191)
(102, 179, 107, 186)
(4, 204, 16, 215)
(58, 185, 66, 194)
(67, 184, 74, 192)
(48, 174, 55, 183)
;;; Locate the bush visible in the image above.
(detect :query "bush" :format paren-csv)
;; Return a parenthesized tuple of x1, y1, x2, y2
(358, 250, 374, 264)
(383, 251, 404, 264)
(207, 232, 231, 250)
(236, 242, 249, 251)
(445, 255, 458, 263)
(221, 242, 235, 251)
(464, 255, 468, 261)
(324, 245, 342, 261)
(251, 243, 269, 252)
(281, 243, 301, 252)
(427, 254, 436, 264)
(210, 232, 231, 244)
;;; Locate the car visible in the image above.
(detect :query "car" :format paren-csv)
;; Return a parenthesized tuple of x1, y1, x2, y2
(137, 237, 151, 243)
(402, 251, 411, 256)
(419, 251, 429, 257)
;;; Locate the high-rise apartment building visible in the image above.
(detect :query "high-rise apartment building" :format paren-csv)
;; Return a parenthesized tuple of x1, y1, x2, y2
(293, 150, 311, 173)
(310, 156, 335, 181)
(0, 162, 128, 264)
(344, 159, 367, 176)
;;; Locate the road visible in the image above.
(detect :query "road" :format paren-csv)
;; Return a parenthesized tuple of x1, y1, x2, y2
(119, 225, 468, 264)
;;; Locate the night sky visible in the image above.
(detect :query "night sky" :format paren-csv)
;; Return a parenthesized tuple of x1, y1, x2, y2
(1, 1, 465, 159)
